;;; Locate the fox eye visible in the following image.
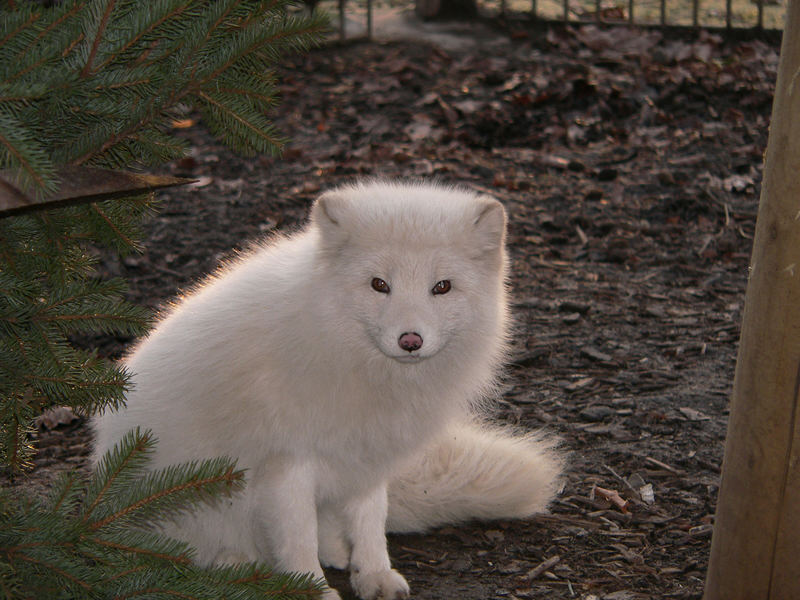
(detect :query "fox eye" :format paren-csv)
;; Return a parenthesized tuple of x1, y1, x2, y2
(371, 278, 390, 294)
(432, 280, 451, 295)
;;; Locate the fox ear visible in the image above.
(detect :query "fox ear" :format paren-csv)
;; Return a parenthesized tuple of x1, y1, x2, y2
(311, 189, 351, 239)
(473, 195, 507, 252)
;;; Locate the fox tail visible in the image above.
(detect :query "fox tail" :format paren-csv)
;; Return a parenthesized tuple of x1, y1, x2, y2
(386, 420, 564, 533)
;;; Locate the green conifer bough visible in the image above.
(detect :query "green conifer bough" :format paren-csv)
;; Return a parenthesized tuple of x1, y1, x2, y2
(0, 1, 327, 597)
(1, 428, 324, 599)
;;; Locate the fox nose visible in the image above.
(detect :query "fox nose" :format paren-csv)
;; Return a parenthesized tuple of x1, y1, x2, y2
(398, 332, 423, 352)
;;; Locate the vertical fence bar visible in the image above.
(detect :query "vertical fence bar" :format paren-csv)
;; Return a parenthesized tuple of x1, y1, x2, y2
(339, 0, 346, 40)
(596, 0, 601, 20)
(532, 0, 537, 20)
(726, 0, 732, 28)
(660, 0, 666, 25)
(757, 0, 764, 28)
(563, 0, 568, 22)
(628, 0, 634, 24)
(693, 0, 699, 26)
(366, 0, 372, 39)
(501, 0, 507, 15)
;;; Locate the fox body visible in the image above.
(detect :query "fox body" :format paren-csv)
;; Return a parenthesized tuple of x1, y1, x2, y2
(92, 181, 562, 600)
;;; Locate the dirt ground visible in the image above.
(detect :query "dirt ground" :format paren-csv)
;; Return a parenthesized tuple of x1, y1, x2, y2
(19, 22, 781, 600)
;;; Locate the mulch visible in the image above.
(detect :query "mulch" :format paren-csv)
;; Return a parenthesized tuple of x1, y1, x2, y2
(14, 22, 779, 600)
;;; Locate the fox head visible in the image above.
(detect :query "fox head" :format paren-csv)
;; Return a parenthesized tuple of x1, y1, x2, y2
(309, 181, 509, 367)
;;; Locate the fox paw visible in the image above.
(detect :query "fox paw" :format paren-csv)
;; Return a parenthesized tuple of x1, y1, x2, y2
(322, 587, 343, 600)
(319, 535, 350, 570)
(351, 569, 410, 600)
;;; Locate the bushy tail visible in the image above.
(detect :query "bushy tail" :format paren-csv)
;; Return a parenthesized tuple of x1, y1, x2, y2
(386, 421, 564, 533)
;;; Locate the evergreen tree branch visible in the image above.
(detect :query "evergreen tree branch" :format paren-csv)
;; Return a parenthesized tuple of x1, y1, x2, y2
(1, 3, 327, 593)
(82, 428, 153, 522)
(1, 3, 85, 84)
(81, 0, 117, 78)
(88, 536, 193, 565)
(15, 2, 86, 63)
(63, 31, 86, 59)
(0, 112, 55, 195)
(2, 432, 323, 599)
(0, 11, 39, 51)
(47, 471, 81, 514)
(37, 277, 127, 310)
(7, 51, 49, 84)
(196, 90, 284, 152)
(88, 463, 244, 530)
(0, 389, 36, 470)
(36, 312, 141, 325)
(9, 552, 92, 590)
(1, 407, 23, 472)
(37, 211, 67, 257)
(93, 0, 196, 72)
(89, 201, 135, 249)
(194, 12, 327, 87)
(114, 587, 198, 600)
(24, 370, 129, 394)
(195, 0, 244, 60)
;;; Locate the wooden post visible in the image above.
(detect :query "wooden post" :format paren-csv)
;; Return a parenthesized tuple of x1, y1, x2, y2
(703, 1, 800, 598)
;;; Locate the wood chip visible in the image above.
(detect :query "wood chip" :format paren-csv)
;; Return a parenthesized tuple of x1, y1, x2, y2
(581, 346, 613, 362)
(526, 555, 561, 580)
(644, 456, 685, 475)
(678, 407, 711, 421)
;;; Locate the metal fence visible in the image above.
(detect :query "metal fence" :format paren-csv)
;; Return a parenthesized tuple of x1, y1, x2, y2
(329, 0, 784, 40)
(513, 0, 784, 28)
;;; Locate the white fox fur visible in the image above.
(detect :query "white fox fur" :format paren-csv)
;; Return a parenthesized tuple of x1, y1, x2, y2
(92, 181, 563, 600)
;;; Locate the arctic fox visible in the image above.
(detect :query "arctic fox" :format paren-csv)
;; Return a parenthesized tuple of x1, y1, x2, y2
(92, 181, 563, 600)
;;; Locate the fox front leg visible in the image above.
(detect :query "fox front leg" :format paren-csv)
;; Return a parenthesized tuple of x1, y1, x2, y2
(255, 464, 342, 600)
(343, 483, 410, 600)
(318, 504, 351, 569)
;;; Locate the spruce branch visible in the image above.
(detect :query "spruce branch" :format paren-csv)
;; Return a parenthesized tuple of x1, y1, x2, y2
(87, 460, 245, 531)
(80, 0, 117, 78)
(10, 552, 92, 592)
(89, 202, 136, 250)
(44, 470, 83, 515)
(81, 427, 155, 523)
(196, 89, 285, 155)
(2, 0, 326, 191)
(15, 3, 86, 64)
(87, 533, 193, 566)
(0, 395, 35, 472)
(80, 430, 243, 532)
(0, 110, 56, 196)
(1, 431, 322, 599)
(1, 3, 326, 594)
(92, 0, 197, 72)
